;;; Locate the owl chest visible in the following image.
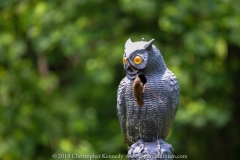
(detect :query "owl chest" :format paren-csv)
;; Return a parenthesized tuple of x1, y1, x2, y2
(123, 75, 171, 141)
(124, 74, 167, 109)
(125, 75, 171, 141)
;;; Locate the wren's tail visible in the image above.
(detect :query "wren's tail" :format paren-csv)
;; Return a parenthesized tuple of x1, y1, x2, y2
(137, 98, 144, 107)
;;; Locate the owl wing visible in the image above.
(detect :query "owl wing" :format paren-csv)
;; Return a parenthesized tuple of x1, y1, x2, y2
(167, 70, 179, 116)
(117, 77, 131, 148)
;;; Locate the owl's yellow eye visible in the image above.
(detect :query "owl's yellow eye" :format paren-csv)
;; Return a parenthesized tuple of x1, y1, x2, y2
(134, 56, 142, 64)
(123, 57, 127, 64)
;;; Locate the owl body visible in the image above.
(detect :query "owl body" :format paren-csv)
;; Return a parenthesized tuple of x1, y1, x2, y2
(117, 38, 179, 148)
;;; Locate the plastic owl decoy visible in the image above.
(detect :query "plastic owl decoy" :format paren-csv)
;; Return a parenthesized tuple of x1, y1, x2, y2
(117, 38, 179, 158)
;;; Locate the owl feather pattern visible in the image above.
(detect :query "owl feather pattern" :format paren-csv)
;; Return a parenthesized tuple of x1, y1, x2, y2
(117, 38, 179, 149)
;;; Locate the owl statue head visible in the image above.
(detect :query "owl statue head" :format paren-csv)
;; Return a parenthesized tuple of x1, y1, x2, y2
(123, 38, 167, 80)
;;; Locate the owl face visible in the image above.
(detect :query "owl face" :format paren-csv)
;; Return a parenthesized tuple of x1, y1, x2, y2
(123, 38, 154, 79)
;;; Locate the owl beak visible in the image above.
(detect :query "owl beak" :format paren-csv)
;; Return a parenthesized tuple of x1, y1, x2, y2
(125, 61, 138, 79)
(125, 59, 135, 74)
(127, 65, 136, 75)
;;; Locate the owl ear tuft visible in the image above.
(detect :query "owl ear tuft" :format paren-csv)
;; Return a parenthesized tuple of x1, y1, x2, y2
(125, 38, 132, 48)
(145, 39, 155, 51)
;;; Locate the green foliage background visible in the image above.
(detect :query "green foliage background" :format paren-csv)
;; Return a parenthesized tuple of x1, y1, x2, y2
(0, 0, 240, 160)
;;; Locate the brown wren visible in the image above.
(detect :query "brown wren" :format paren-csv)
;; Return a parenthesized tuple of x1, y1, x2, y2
(133, 75, 145, 107)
